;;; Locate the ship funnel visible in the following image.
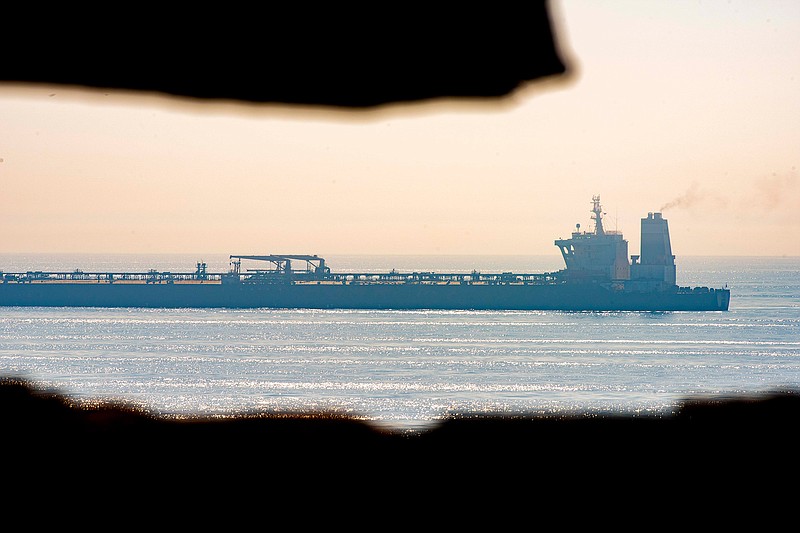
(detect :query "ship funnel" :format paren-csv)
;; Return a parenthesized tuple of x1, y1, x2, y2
(633, 211, 676, 285)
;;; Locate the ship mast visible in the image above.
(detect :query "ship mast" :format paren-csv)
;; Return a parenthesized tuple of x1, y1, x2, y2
(591, 195, 605, 236)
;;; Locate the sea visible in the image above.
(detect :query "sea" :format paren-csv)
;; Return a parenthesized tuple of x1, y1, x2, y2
(1, 253, 798, 434)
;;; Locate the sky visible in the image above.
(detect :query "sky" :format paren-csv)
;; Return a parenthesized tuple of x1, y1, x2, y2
(1, 0, 798, 258)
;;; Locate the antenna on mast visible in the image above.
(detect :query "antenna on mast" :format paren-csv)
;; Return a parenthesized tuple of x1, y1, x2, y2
(591, 195, 605, 236)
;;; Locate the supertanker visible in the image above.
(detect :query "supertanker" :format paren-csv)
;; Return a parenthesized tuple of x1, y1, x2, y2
(0, 197, 730, 311)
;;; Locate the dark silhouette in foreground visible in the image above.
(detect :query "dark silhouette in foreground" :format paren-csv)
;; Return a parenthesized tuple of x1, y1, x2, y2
(3, 377, 797, 491)
(1, 3, 568, 108)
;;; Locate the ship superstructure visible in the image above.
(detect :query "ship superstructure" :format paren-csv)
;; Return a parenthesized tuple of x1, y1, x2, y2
(554, 196, 680, 290)
(555, 195, 630, 283)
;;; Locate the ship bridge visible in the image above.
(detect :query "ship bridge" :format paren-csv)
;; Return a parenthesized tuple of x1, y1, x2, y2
(554, 196, 630, 282)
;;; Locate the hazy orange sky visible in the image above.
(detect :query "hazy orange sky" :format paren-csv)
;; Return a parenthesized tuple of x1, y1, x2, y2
(1, 1, 798, 257)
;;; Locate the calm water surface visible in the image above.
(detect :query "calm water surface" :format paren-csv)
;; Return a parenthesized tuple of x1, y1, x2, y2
(1, 254, 798, 432)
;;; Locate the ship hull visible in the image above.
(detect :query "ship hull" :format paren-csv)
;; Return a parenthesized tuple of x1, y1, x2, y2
(0, 282, 730, 311)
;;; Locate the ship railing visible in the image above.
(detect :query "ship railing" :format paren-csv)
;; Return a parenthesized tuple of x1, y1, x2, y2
(2, 269, 562, 285)
(300, 271, 561, 285)
(2, 271, 224, 284)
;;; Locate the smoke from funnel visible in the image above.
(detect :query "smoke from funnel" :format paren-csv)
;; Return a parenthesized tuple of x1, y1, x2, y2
(661, 170, 796, 215)
(660, 182, 701, 212)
